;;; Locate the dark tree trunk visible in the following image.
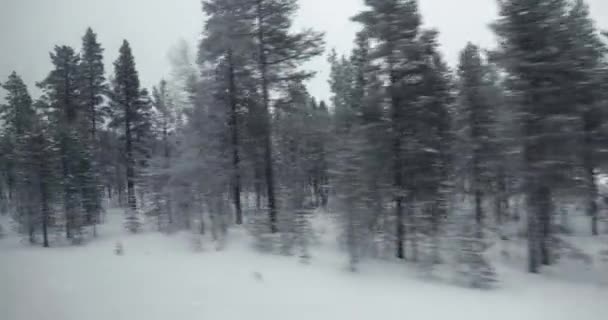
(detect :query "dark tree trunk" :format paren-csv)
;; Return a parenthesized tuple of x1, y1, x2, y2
(61, 140, 72, 240)
(583, 125, 598, 236)
(475, 189, 483, 238)
(256, 0, 278, 233)
(528, 184, 552, 272)
(125, 112, 136, 213)
(28, 214, 35, 245)
(527, 194, 540, 273)
(227, 50, 243, 225)
(408, 199, 417, 262)
(495, 168, 508, 226)
(389, 65, 405, 260)
(538, 186, 552, 266)
(41, 182, 50, 248)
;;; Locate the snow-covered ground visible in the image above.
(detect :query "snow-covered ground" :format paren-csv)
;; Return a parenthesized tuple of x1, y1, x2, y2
(1, 210, 607, 320)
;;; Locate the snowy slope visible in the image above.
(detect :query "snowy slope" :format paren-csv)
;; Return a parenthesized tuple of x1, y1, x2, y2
(1, 210, 606, 320)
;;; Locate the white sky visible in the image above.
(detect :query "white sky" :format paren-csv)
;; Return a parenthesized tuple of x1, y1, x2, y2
(1, 0, 607, 102)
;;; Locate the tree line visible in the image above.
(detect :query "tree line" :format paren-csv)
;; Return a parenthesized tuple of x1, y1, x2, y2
(1, 0, 608, 287)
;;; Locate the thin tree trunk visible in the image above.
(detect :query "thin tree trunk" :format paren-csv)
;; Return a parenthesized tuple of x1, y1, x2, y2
(528, 184, 551, 272)
(256, 0, 278, 233)
(408, 199, 417, 262)
(538, 186, 551, 266)
(41, 182, 49, 248)
(28, 211, 35, 245)
(62, 144, 72, 240)
(583, 126, 598, 236)
(475, 189, 483, 238)
(125, 114, 136, 213)
(389, 65, 405, 260)
(527, 192, 540, 273)
(227, 50, 243, 225)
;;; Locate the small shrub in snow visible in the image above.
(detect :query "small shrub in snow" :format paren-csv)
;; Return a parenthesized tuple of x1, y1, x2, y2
(114, 241, 124, 256)
(124, 208, 141, 233)
(252, 271, 264, 282)
(454, 226, 497, 289)
(191, 233, 203, 252)
(598, 249, 608, 264)
(553, 238, 593, 266)
(248, 215, 281, 253)
(190, 220, 204, 252)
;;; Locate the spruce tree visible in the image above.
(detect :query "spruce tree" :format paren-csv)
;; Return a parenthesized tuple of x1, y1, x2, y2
(147, 80, 175, 231)
(200, 0, 256, 225)
(26, 118, 58, 247)
(457, 43, 497, 236)
(38, 46, 88, 242)
(109, 40, 149, 232)
(562, 0, 607, 236)
(252, 0, 324, 232)
(329, 32, 391, 268)
(492, 0, 583, 272)
(354, 0, 453, 261)
(1, 72, 36, 241)
(199, 0, 324, 233)
(77, 27, 107, 235)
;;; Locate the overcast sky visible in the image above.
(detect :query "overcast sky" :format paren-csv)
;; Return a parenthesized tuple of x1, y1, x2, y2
(1, 0, 607, 102)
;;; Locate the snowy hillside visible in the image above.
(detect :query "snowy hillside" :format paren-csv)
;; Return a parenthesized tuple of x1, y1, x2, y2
(1, 209, 606, 320)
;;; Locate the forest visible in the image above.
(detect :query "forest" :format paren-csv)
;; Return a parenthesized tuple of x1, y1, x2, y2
(2, 0, 608, 292)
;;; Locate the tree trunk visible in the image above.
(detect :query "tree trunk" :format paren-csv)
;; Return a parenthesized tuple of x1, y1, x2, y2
(386, 48, 405, 260)
(396, 196, 404, 259)
(583, 126, 598, 236)
(538, 186, 552, 266)
(527, 184, 551, 272)
(527, 195, 540, 273)
(475, 189, 483, 238)
(125, 114, 136, 213)
(227, 50, 243, 225)
(256, 0, 278, 233)
(408, 199, 417, 262)
(41, 183, 50, 248)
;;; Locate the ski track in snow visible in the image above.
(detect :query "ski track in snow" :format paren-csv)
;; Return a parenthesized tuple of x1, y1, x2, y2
(0, 210, 606, 320)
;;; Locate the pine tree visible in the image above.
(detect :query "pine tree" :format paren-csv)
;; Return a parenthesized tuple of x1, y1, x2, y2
(354, 0, 453, 262)
(200, 0, 255, 225)
(77, 27, 107, 235)
(38, 46, 89, 242)
(252, 0, 324, 232)
(492, 0, 584, 272)
(454, 218, 497, 289)
(26, 118, 58, 247)
(353, 0, 420, 260)
(109, 40, 150, 233)
(273, 81, 319, 256)
(1, 72, 37, 241)
(199, 0, 324, 233)
(147, 80, 175, 231)
(328, 32, 392, 269)
(414, 30, 453, 265)
(561, 0, 607, 236)
(457, 43, 498, 237)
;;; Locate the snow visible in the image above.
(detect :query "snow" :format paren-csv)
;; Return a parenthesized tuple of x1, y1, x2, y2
(1, 210, 607, 320)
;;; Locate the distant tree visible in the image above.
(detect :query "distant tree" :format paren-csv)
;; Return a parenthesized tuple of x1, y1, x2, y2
(146, 79, 176, 231)
(77, 27, 107, 235)
(109, 40, 151, 232)
(39, 45, 90, 242)
(354, 1, 453, 262)
(562, 0, 607, 236)
(492, 0, 588, 272)
(25, 118, 58, 247)
(1, 72, 37, 242)
(457, 43, 498, 236)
